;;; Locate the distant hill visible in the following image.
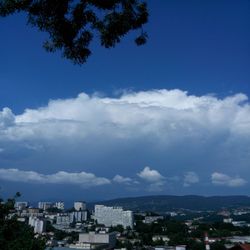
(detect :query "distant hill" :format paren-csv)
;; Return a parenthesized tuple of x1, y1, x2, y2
(89, 195, 250, 212)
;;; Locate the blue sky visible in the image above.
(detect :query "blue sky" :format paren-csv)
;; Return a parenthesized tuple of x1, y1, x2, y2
(0, 0, 249, 201)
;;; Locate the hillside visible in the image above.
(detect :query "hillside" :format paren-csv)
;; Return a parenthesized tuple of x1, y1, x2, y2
(90, 195, 250, 212)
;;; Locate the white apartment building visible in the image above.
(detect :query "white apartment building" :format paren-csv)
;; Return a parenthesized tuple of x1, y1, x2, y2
(70, 211, 88, 223)
(74, 201, 86, 211)
(38, 202, 53, 210)
(79, 231, 117, 248)
(28, 217, 46, 234)
(223, 218, 233, 223)
(94, 205, 133, 229)
(56, 213, 70, 226)
(14, 201, 28, 210)
(55, 201, 64, 210)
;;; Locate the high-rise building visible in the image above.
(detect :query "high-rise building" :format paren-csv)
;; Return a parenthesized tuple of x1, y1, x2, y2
(74, 201, 86, 211)
(94, 205, 134, 229)
(70, 211, 88, 223)
(38, 202, 53, 210)
(55, 201, 64, 210)
(14, 201, 29, 210)
(28, 217, 46, 234)
(56, 213, 70, 226)
(79, 231, 117, 248)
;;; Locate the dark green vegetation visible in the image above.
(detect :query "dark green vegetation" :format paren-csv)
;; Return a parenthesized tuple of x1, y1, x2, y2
(119, 215, 250, 250)
(190, 222, 246, 238)
(93, 195, 250, 212)
(46, 221, 78, 243)
(0, 0, 148, 64)
(0, 193, 46, 250)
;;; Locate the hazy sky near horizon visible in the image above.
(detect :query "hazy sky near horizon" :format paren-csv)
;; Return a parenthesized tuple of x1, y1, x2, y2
(0, 0, 249, 201)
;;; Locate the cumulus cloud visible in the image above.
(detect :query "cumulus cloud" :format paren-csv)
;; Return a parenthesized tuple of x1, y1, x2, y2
(137, 167, 166, 191)
(0, 107, 15, 128)
(137, 166, 165, 182)
(113, 175, 135, 185)
(0, 89, 250, 195)
(0, 168, 111, 187)
(183, 171, 200, 187)
(4, 89, 250, 142)
(211, 172, 247, 187)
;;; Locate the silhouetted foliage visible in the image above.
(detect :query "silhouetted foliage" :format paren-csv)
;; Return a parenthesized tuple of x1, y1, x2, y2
(46, 207, 61, 213)
(186, 240, 205, 250)
(110, 224, 124, 233)
(0, 193, 46, 250)
(0, 0, 148, 64)
(210, 241, 227, 250)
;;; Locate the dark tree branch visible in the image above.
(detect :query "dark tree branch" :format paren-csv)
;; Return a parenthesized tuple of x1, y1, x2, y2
(0, 0, 149, 64)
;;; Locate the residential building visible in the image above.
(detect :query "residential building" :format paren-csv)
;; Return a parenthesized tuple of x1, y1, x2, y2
(38, 202, 53, 210)
(70, 211, 88, 223)
(224, 218, 233, 223)
(14, 201, 28, 210)
(232, 221, 247, 227)
(94, 205, 133, 229)
(176, 246, 186, 250)
(152, 235, 170, 243)
(28, 216, 46, 234)
(55, 201, 64, 210)
(227, 236, 250, 243)
(21, 208, 43, 217)
(56, 213, 70, 226)
(79, 231, 117, 248)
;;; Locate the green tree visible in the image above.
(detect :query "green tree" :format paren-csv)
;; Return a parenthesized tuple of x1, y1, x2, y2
(110, 224, 124, 233)
(0, 0, 148, 64)
(186, 239, 205, 250)
(0, 193, 46, 250)
(46, 207, 61, 213)
(210, 241, 226, 250)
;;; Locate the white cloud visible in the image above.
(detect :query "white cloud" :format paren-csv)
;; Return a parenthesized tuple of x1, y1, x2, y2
(0, 107, 15, 128)
(137, 167, 166, 191)
(0, 89, 250, 193)
(137, 166, 165, 182)
(0, 168, 111, 187)
(4, 89, 250, 142)
(113, 175, 134, 185)
(211, 172, 247, 187)
(183, 171, 199, 187)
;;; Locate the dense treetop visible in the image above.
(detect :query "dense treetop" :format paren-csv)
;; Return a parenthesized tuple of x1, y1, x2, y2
(0, 0, 148, 64)
(0, 193, 46, 250)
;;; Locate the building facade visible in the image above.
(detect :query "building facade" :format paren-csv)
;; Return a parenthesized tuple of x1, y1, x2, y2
(70, 211, 88, 223)
(55, 201, 64, 210)
(38, 202, 53, 210)
(94, 205, 133, 229)
(28, 217, 46, 234)
(14, 201, 29, 210)
(79, 231, 116, 248)
(56, 213, 70, 226)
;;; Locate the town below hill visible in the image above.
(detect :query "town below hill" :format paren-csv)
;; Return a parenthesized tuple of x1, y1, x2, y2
(3, 195, 250, 250)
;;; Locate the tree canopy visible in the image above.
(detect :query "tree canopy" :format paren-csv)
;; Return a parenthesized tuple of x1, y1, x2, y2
(0, 0, 148, 64)
(0, 193, 46, 250)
